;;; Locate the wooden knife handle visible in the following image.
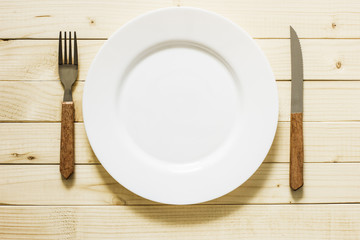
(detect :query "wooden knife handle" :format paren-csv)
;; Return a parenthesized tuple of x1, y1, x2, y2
(60, 101, 75, 179)
(290, 112, 304, 190)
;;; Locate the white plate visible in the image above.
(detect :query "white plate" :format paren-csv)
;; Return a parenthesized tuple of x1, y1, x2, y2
(83, 7, 278, 205)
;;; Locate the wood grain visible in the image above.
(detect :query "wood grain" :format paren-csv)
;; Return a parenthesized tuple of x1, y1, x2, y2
(0, 205, 359, 239)
(1, 39, 360, 81)
(0, 163, 359, 205)
(0, 81, 82, 121)
(60, 102, 75, 179)
(0, 40, 102, 81)
(1, 122, 360, 164)
(0, 0, 173, 39)
(1, 0, 360, 38)
(1, 81, 360, 122)
(290, 113, 304, 190)
(1, 0, 360, 237)
(181, 0, 360, 39)
(0, 123, 96, 164)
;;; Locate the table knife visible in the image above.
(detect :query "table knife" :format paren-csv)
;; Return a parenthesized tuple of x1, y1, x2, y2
(290, 26, 304, 190)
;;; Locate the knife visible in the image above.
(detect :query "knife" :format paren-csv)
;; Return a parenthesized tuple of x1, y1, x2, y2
(290, 26, 304, 190)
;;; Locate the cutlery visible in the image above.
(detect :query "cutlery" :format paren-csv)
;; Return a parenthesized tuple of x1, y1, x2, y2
(59, 31, 78, 179)
(290, 26, 304, 190)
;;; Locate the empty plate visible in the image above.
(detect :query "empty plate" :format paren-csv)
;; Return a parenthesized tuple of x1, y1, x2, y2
(83, 7, 278, 205)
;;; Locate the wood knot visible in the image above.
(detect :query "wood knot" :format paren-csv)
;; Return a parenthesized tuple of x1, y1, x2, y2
(87, 17, 95, 25)
(35, 15, 51, 18)
(27, 156, 35, 160)
(336, 61, 342, 69)
(277, 184, 280, 187)
(332, 23, 336, 29)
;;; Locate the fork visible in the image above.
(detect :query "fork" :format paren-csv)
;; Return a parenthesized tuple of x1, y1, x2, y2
(58, 31, 78, 179)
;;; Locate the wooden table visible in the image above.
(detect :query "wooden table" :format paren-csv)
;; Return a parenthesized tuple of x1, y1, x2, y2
(1, 0, 360, 239)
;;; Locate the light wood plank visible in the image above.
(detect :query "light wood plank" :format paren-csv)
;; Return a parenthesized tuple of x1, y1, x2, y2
(181, 0, 360, 39)
(0, 123, 95, 164)
(1, 122, 360, 164)
(1, 39, 360, 81)
(0, 81, 82, 121)
(0, 40, 102, 81)
(268, 122, 360, 163)
(0, 0, 173, 39)
(1, 0, 360, 38)
(0, 205, 359, 240)
(1, 81, 360, 122)
(0, 163, 359, 205)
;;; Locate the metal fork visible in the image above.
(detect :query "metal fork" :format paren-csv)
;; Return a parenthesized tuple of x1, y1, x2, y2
(59, 31, 78, 179)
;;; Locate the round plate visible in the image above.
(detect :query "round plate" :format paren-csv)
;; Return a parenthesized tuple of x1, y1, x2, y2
(83, 7, 278, 205)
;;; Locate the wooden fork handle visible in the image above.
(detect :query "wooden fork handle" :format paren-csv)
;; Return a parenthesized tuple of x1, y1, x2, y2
(290, 112, 304, 190)
(60, 101, 75, 179)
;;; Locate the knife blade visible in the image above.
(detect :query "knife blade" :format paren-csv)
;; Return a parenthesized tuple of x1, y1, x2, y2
(290, 26, 304, 190)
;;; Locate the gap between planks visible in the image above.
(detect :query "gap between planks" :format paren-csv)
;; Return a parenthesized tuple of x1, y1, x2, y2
(1, 202, 360, 206)
(5, 38, 360, 40)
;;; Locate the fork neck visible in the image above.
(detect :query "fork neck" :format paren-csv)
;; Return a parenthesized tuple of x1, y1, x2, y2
(63, 88, 73, 102)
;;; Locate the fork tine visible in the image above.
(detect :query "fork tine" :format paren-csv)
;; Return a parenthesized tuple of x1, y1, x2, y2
(74, 32, 78, 65)
(69, 32, 72, 64)
(64, 32, 67, 64)
(58, 32, 63, 65)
